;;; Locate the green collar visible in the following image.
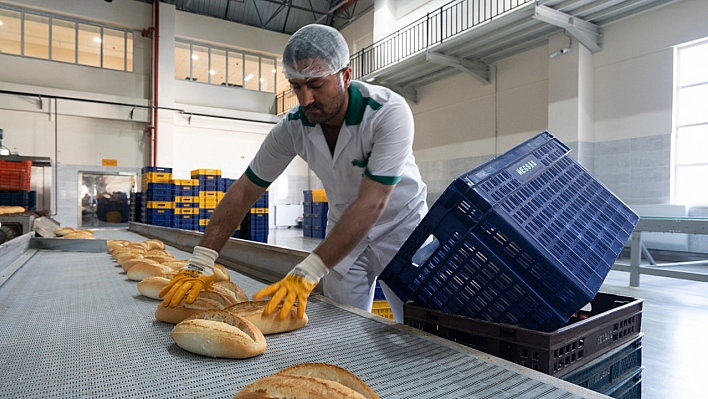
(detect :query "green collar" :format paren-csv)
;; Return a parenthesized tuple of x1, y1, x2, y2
(288, 83, 383, 127)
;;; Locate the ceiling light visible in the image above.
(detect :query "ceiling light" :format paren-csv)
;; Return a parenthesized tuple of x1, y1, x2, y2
(271, 68, 276, 73)
(93, 37, 102, 43)
(209, 70, 215, 75)
(0, 21, 4, 26)
(259, 78, 264, 82)
(244, 74, 254, 81)
(192, 54, 198, 60)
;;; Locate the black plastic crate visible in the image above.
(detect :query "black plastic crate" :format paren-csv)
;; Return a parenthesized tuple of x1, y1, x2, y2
(382, 132, 639, 331)
(561, 334, 642, 391)
(404, 292, 642, 377)
(0, 190, 28, 207)
(605, 368, 642, 399)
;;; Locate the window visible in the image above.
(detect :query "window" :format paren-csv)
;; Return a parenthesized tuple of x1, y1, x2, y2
(674, 40, 708, 205)
(52, 19, 75, 63)
(0, 5, 133, 71)
(24, 14, 49, 59)
(0, 8, 21, 55)
(175, 40, 276, 93)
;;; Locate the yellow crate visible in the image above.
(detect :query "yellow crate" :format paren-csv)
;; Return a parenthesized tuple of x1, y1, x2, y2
(175, 208, 198, 215)
(146, 201, 174, 209)
(371, 300, 394, 320)
(172, 179, 199, 186)
(198, 191, 222, 199)
(312, 189, 327, 202)
(251, 207, 269, 214)
(191, 169, 222, 177)
(199, 199, 220, 208)
(141, 172, 172, 183)
(199, 219, 210, 226)
(175, 196, 198, 203)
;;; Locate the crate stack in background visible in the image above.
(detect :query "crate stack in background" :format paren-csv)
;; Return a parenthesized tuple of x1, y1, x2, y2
(129, 192, 142, 223)
(192, 169, 223, 233)
(173, 179, 199, 230)
(140, 167, 174, 227)
(0, 159, 34, 210)
(302, 189, 327, 239)
(371, 281, 394, 320)
(249, 189, 269, 243)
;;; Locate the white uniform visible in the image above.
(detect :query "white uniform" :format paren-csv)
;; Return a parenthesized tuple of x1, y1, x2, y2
(247, 81, 427, 321)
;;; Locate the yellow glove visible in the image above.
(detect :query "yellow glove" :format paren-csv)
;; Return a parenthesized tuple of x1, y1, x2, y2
(253, 253, 329, 320)
(159, 246, 219, 307)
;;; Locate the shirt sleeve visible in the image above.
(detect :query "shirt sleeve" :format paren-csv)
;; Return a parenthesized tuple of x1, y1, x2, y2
(246, 119, 297, 187)
(364, 96, 414, 185)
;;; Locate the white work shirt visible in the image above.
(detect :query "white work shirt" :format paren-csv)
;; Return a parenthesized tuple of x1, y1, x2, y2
(247, 81, 427, 276)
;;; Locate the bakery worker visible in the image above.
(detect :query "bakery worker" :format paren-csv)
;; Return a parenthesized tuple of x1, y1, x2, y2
(160, 24, 427, 322)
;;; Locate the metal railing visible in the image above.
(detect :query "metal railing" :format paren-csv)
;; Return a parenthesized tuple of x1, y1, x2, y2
(276, 0, 533, 114)
(350, 0, 533, 80)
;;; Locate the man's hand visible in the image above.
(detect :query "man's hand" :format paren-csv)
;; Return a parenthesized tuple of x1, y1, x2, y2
(159, 246, 219, 307)
(253, 253, 329, 319)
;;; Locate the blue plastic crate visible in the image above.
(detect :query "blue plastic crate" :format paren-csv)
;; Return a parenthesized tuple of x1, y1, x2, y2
(174, 186, 199, 196)
(0, 190, 28, 207)
(198, 225, 207, 232)
(141, 166, 172, 173)
(175, 202, 199, 208)
(302, 218, 312, 229)
(28, 191, 36, 210)
(221, 178, 236, 192)
(374, 281, 386, 300)
(604, 368, 642, 399)
(562, 334, 642, 393)
(304, 213, 327, 227)
(311, 225, 326, 239)
(303, 227, 313, 238)
(251, 214, 268, 226)
(199, 181, 221, 191)
(380, 132, 639, 332)
(312, 202, 328, 215)
(302, 202, 313, 214)
(199, 208, 216, 219)
(148, 219, 174, 228)
(303, 190, 312, 202)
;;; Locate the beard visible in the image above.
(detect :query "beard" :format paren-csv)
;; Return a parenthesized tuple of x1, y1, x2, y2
(303, 82, 347, 125)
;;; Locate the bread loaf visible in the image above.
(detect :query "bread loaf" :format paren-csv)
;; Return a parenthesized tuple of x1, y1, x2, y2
(121, 257, 154, 273)
(127, 261, 174, 281)
(112, 246, 146, 257)
(225, 301, 308, 335)
(233, 375, 367, 399)
(0, 206, 26, 215)
(137, 274, 174, 299)
(211, 285, 242, 306)
(145, 239, 165, 250)
(145, 249, 171, 257)
(144, 255, 175, 264)
(155, 296, 225, 324)
(127, 242, 150, 251)
(215, 281, 248, 303)
(214, 264, 230, 282)
(54, 227, 75, 237)
(277, 364, 380, 399)
(162, 260, 189, 270)
(107, 240, 129, 252)
(171, 310, 266, 359)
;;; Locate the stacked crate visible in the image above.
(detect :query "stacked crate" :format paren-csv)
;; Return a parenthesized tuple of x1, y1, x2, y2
(192, 169, 222, 232)
(129, 192, 142, 223)
(140, 166, 174, 227)
(173, 179, 199, 230)
(371, 281, 394, 320)
(249, 189, 269, 243)
(302, 189, 327, 239)
(0, 160, 32, 210)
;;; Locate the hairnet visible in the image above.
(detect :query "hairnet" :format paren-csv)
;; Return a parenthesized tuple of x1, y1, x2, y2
(282, 24, 350, 80)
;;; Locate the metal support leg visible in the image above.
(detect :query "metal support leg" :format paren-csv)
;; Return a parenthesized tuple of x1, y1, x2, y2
(629, 231, 642, 287)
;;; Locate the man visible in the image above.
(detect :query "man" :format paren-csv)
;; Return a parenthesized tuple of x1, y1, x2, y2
(160, 24, 427, 322)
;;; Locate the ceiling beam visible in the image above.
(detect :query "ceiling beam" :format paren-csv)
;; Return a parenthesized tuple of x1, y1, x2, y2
(425, 50, 490, 85)
(375, 82, 418, 104)
(533, 4, 603, 53)
(314, 0, 349, 24)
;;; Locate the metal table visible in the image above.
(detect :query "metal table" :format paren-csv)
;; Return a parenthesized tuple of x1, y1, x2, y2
(612, 217, 708, 287)
(0, 229, 609, 398)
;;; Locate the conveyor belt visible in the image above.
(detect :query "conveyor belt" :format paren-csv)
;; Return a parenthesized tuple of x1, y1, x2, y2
(0, 232, 605, 398)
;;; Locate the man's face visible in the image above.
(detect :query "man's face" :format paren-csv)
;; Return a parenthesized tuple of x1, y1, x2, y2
(288, 61, 351, 125)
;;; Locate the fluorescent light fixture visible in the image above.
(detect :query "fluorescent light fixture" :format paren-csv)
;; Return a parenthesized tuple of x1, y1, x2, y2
(192, 54, 198, 60)
(209, 70, 215, 75)
(93, 37, 102, 43)
(244, 74, 254, 81)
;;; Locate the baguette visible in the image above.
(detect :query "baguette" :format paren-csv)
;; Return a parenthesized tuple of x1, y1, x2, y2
(54, 227, 75, 237)
(137, 274, 174, 299)
(145, 249, 171, 257)
(145, 239, 165, 250)
(225, 301, 308, 335)
(144, 255, 175, 264)
(127, 261, 174, 281)
(277, 364, 380, 399)
(162, 260, 189, 270)
(121, 257, 154, 273)
(155, 296, 225, 324)
(172, 310, 266, 359)
(107, 240, 130, 252)
(214, 264, 230, 282)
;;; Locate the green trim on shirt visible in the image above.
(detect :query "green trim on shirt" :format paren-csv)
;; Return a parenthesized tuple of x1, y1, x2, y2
(245, 167, 272, 188)
(345, 84, 383, 126)
(287, 108, 315, 127)
(364, 167, 402, 185)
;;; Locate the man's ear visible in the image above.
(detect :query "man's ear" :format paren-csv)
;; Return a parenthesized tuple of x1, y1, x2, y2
(341, 66, 353, 88)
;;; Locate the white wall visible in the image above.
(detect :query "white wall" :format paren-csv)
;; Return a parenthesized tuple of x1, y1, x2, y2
(340, 9, 374, 54)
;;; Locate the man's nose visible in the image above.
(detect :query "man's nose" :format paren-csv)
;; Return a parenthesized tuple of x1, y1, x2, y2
(298, 87, 315, 107)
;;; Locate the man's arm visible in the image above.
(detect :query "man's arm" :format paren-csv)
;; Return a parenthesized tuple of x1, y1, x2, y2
(199, 174, 267, 252)
(313, 176, 395, 268)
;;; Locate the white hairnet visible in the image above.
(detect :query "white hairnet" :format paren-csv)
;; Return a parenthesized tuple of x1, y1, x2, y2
(282, 24, 350, 80)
